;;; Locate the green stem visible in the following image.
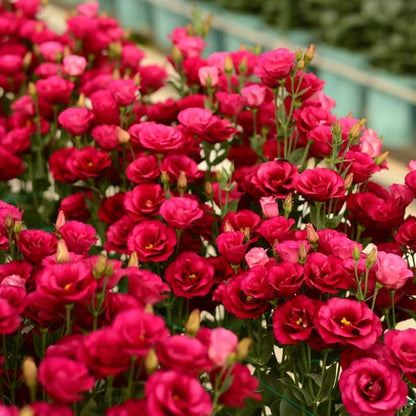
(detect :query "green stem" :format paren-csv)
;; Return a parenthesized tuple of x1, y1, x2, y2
(65, 303, 74, 336)
(125, 355, 137, 399)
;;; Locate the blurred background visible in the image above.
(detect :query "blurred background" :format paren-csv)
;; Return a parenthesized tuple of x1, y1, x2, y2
(47, 0, 416, 166)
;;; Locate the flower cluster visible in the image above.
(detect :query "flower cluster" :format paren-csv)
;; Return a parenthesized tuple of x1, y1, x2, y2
(0, 1, 415, 415)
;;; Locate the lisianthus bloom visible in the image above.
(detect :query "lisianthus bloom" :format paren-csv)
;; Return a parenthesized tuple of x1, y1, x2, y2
(17, 229, 58, 265)
(273, 295, 321, 345)
(339, 358, 408, 416)
(145, 370, 212, 416)
(59, 221, 97, 254)
(159, 197, 204, 230)
(384, 328, 416, 383)
(314, 298, 382, 349)
(375, 251, 413, 290)
(38, 356, 94, 403)
(165, 251, 214, 298)
(62, 54, 87, 76)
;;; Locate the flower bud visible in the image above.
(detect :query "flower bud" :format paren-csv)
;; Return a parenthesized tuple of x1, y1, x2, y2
(177, 171, 187, 192)
(128, 251, 139, 268)
(171, 45, 182, 65)
(19, 406, 34, 416)
(375, 151, 389, 166)
(223, 220, 234, 232)
(55, 210, 66, 230)
(23, 52, 32, 70)
(352, 245, 361, 261)
(297, 243, 308, 264)
(348, 122, 362, 142)
(283, 193, 292, 215)
(93, 255, 107, 279)
(236, 337, 252, 361)
(185, 309, 200, 337)
(28, 82, 37, 97)
(5, 214, 14, 232)
(344, 173, 354, 190)
(144, 349, 158, 375)
(296, 59, 305, 71)
(56, 239, 70, 263)
(260, 196, 279, 218)
(145, 304, 154, 314)
(205, 181, 213, 199)
(306, 223, 319, 245)
(304, 44, 315, 64)
(77, 93, 86, 107)
(23, 357, 37, 390)
(366, 247, 377, 269)
(224, 55, 234, 75)
(13, 221, 22, 234)
(116, 126, 130, 144)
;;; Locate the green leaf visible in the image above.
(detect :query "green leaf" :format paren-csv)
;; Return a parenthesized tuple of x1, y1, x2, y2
(80, 398, 101, 416)
(279, 389, 307, 416)
(318, 362, 338, 402)
(287, 147, 307, 165)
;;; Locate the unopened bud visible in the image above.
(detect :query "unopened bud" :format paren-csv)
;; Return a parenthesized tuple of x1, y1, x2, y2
(205, 181, 213, 198)
(304, 44, 315, 64)
(41, 0, 49, 6)
(116, 126, 130, 144)
(13, 221, 22, 234)
(224, 55, 234, 75)
(123, 29, 131, 40)
(306, 223, 319, 245)
(344, 173, 354, 190)
(236, 337, 252, 361)
(56, 239, 70, 263)
(112, 68, 121, 80)
(238, 58, 247, 75)
(349, 122, 362, 141)
(77, 93, 86, 107)
(28, 82, 37, 97)
(19, 406, 35, 416)
(5, 214, 14, 232)
(366, 247, 377, 269)
(171, 45, 182, 64)
(23, 52, 32, 69)
(160, 171, 169, 185)
(177, 171, 187, 191)
(144, 349, 158, 375)
(133, 72, 141, 87)
(128, 251, 139, 268)
(352, 245, 361, 261)
(243, 227, 251, 242)
(145, 304, 154, 314)
(185, 309, 200, 337)
(55, 210, 66, 230)
(93, 255, 107, 279)
(283, 193, 292, 215)
(223, 220, 234, 232)
(296, 59, 305, 70)
(332, 122, 342, 138)
(375, 151, 389, 166)
(23, 357, 37, 390)
(298, 243, 308, 264)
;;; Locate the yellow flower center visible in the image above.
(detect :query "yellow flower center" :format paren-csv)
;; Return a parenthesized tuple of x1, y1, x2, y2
(340, 317, 352, 326)
(145, 244, 154, 250)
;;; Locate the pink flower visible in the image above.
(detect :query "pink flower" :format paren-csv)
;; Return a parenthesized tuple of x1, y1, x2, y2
(254, 48, 296, 87)
(375, 251, 413, 290)
(177, 36, 206, 59)
(67, 146, 112, 180)
(159, 197, 203, 230)
(216, 231, 248, 264)
(59, 221, 98, 254)
(165, 251, 214, 298)
(178, 107, 213, 135)
(136, 122, 185, 153)
(62, 54, 87, 77)
(145, 370, 212, 416)
(244, 247, 269, 268)
(293, 167, 346, 201)
(124, 183, 165, 220)
(359, 128, 383, 158)
(198, 66, 219, 87)
(156, 335, 212, 374)
(38, 356, 94, 403)
(112, 309, 168, 357)
(241, 84, 267, 108)
(211, 363, 261, 407)
(266, 262, 304, 298)
(315, 298, 382, 349)
(215, 92, 245, 117)
(127, 220, 177, 262)
(38, 41, 64, 62)
(17, 229, 58, 265)
(384, 328, 416, 383)
(260, 196, 279, 218)
(207, 327, 238, 366)
(126, 154, 160, 184)
(339, 358, 408, 416)
(108, 79, 138, 107)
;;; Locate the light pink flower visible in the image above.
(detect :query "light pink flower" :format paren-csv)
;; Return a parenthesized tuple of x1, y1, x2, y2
(260, 196, 279, 218)
(241, 84, 267, 108)
(63, 54, 87, 77)
(245, 247, 269, 268)
(359, 128, 383, 158)
(375, 251, 413, 290)
(208, 328, 238, 366)
(198, 66, 219, 87)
